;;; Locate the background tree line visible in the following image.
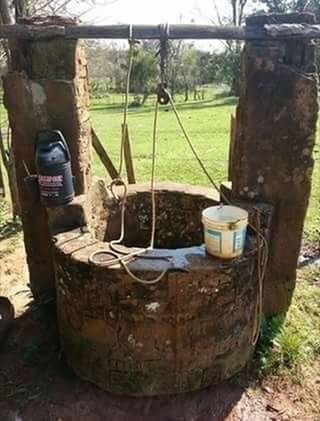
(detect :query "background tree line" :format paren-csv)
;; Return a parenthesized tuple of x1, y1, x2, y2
(0, 0, 319, 101)
(86, 40, 236, 103)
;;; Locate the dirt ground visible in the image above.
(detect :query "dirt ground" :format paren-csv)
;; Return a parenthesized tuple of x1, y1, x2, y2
(0, 234, 319, 421)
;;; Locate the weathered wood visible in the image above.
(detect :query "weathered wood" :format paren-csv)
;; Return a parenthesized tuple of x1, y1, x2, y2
(0, 126, 20, 216)
(91, 128, 119, 180)
(1, 22, 320, 40)
(122, 123, 136, 184)
(0, 157, 5, 197)
(0, 128, 8, 172)
(228, 114, 236, 181)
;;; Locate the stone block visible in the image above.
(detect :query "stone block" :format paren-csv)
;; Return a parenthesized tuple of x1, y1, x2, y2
(231, 13, 318, 316)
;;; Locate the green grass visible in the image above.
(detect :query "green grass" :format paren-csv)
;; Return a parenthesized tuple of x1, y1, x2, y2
(91, 92, 236, 187)
(257, 268, 320, 378)
(306, 143, 320, 242)
(90, 92, 320, 242)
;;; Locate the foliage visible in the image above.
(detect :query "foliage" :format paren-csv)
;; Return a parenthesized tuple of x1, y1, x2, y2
(207, 1, 250, 95)
(130, 45, 158, 103)
(257, 268, 320, 377)
(254, 0, 320, 13)
(11, 0, 113, 20)
(86, 41, 219, 100)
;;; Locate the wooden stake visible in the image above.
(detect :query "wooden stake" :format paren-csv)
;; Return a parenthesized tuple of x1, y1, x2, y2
(0, 158, 5, 198)
(91, 128, 119, 180)
(228, 114, 236, 181)
(122, 124, 136, 184)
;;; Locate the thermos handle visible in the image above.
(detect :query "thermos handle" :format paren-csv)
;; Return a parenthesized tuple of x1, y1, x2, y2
(36, 130, 72, 162)
(56, 135, 72, 162)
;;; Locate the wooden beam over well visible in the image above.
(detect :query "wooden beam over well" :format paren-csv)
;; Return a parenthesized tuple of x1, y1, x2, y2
(1, 23, 320, 40)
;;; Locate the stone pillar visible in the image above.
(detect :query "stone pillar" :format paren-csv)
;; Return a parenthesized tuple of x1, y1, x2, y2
(231, 13, 318, 316)
(3, 17, 92, 298)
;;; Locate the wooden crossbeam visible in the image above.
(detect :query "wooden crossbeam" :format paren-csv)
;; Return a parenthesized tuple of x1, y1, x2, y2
(1, 23, 320, 40)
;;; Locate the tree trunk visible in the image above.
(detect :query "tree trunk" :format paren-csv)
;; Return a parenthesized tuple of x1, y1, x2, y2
(193, 88, 197, 101)
(0, 156, 5, 198)
(0, 0, 13, 25)
(184, 85, 189, 102)
(142, 92, 149, 105)
(230, 76, 240, 96)
(15, 0, 27, 20)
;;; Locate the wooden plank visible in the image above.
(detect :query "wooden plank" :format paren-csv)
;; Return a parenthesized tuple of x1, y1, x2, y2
(0, 158, 5, 197)
(91, 128, 119, 180)
(1, 23, 320, 40)
(122, 124, 136, 185)
(228, 114, 236, 181)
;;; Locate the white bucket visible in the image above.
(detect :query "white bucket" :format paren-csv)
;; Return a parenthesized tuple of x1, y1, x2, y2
(202, 205, 248, 259)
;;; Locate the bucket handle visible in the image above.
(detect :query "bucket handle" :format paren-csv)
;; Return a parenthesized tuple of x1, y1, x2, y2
(228, 219, 241, 230)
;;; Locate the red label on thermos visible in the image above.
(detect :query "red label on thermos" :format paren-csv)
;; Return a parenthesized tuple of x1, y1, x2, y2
(38, 175, 63, 197)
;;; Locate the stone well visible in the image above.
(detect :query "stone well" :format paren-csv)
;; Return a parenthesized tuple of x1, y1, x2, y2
(52, 182, 259, 396)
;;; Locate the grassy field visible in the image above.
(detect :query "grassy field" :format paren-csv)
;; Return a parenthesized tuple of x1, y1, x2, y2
(91, 93, 234, 186)
(91, 92, 320, 242)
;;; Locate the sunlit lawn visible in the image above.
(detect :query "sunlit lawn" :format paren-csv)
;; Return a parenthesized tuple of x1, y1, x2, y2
(91, 93, 236, 186)
(90, 92, 319, 242)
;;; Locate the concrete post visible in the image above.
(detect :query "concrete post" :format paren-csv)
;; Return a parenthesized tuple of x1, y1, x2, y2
(3, 17, 92, 298)
(231, 13, 318, 316)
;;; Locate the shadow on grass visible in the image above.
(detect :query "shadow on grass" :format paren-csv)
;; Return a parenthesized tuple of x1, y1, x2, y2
(0, 295, 274, 420)
(90, 97, 239, 116)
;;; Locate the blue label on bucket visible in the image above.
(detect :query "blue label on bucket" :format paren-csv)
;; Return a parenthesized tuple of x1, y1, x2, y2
(233, 230, 246, 253)
(206, 229, 222, 253)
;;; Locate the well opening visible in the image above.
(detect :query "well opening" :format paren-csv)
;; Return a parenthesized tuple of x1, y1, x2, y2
(102, 184, 219, 250)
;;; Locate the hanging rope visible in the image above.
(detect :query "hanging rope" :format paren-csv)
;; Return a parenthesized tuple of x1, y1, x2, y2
(162, 86, 268, 346)
(89, 27, 168, 285)
(159, 23, 170, 87)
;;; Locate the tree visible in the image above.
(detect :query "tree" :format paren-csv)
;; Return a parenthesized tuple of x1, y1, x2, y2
(4, 0, 117, 21)
(130, 44, 158, 104)
(254, 0, 316, 12)
(209, 0, 249, 95)
(180, 46, 201, 101)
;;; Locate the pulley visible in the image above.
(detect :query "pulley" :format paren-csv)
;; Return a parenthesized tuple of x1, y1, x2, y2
(157, 83, 170, 105)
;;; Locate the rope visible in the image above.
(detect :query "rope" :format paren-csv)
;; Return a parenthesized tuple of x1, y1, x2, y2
(90, 35, 268, 344)
(163, 87, 268, 346)
(159, 24, 170, 86)
(89, 33, 168, 285)
(164, 88, 230, 204)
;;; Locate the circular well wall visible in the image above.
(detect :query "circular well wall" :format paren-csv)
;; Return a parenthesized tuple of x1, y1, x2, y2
(53, 182, 258, 396)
